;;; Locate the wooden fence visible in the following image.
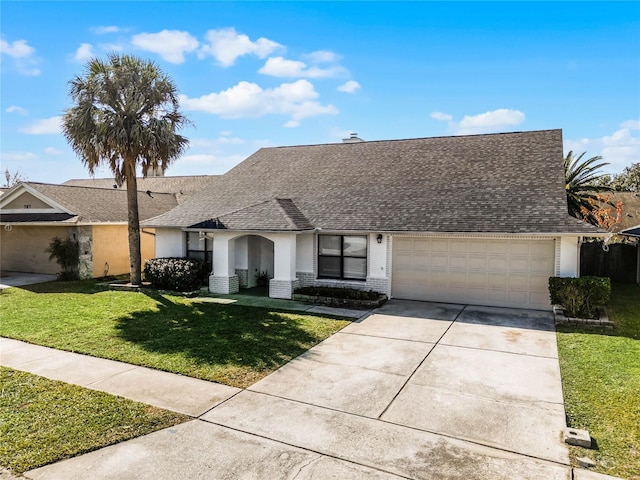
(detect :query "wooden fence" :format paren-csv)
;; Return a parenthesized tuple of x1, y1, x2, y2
(580, 242, 639, 283)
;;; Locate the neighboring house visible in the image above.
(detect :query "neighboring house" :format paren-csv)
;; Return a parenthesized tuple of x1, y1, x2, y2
(0, 182, 177, 278)
(143, 129, 601, 310)
(63, 175, 220, 204)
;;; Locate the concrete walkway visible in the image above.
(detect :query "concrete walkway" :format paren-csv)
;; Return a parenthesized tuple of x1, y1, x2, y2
(1, 301, 617, 479)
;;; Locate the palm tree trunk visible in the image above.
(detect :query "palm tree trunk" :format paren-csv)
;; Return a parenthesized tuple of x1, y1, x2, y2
(125, 160, 142, 285)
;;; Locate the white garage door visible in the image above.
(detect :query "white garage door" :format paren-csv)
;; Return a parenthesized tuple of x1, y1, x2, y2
(392, 237, 555, 310)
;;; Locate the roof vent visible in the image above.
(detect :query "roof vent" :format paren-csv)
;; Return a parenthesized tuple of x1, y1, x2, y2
(342, 132, 364, 143)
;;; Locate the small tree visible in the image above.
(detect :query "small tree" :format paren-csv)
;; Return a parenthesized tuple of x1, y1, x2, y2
(3, 168, 26, 187)
(579, 193, 623, 231)
(46, 237, 79, 280)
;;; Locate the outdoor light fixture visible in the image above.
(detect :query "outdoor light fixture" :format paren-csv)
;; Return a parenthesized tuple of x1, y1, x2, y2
(377, 234, 383, 244)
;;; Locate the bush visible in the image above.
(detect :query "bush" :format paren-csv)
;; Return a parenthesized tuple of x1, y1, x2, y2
(549, 276, 611, 319)
(45, 237, 79, 280)
(294, 286, 381, 300)
(144, 257, 205, 292)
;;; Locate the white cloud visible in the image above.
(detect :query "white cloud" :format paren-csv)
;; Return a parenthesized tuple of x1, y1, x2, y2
(19, 116, 62, 135)
(180, 79, 337, 127)
(94, 26, 120, 35)
(564, 120, 640, 174)
(74, 43, 95, 62)
(1, 151, 36, 161)
(1, 38, 34, 57)
(44, 147, 64, 155)
(5, 105, 28, 115)
(131, 30, 199, 64)
(199, 27, 281, 67)
(0, 38, 40, 75)
(259, 56, 343, 78)
(430, 111, 453, 121)
(337, 80, 361, 93)
(303, 50, 340, 64)
(456, 109, 525, 135)
(620, 119, 640, 130)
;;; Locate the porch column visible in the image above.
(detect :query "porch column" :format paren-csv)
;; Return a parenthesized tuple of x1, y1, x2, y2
(269, 233, 300, 299)
(209, 233, 239, 294)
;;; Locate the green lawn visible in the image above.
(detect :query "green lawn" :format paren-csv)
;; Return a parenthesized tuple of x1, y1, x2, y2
(0, 367, 189, 474)
(0, 280, 350, 389)
(556, 283, 640, 479)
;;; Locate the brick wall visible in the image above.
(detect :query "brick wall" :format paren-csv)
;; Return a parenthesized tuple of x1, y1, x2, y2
(209, 275, 239, 294)
(269, 279, 301, 299)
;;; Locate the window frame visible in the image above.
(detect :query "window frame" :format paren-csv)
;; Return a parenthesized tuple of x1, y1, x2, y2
(317, 234, 368, 281)
(186, 232, 213, 274)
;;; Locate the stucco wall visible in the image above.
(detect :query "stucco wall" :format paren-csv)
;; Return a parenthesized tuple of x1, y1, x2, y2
(155, 228, 184, 258)
(0, 225, 71, 274)
(92, 225, 155, 277)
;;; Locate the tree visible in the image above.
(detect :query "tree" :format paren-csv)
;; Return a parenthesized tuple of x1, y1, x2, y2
(3, 168, 26, 187)
(610, 162, 640, 192)
(46, 237, 79, 280)
(564, 151, 611, 221)
(62, 54, 189, 285)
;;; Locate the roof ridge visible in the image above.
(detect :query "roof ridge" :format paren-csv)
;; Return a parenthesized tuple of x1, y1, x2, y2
(273, 198, 301, 229)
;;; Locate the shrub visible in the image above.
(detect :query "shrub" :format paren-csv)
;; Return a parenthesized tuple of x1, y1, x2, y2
(548, 276, 611, 319)
(294, 286, 381, 300)
(45, 237, 79, 280)
(144, 257, 205, 292)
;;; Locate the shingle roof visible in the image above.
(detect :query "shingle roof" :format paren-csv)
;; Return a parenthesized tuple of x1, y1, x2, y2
(191, 198, 313, 231)
(1, 183, 178, 223)
(143, 130, 600, 234)
(63, 175, 219, 203)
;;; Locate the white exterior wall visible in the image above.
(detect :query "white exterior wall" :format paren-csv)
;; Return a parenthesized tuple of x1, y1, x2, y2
(155, 228, 184, 258)
(296, 233, 314, 273)
(368, 233, 387, 278)
(234, 236, 248, 269)
(558, 236, 580, 277)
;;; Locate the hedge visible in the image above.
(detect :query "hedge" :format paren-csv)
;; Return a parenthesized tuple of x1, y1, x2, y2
(293, 286, 381, 300)
(548, 276, 611, 319)
(144, 257, 205, 292)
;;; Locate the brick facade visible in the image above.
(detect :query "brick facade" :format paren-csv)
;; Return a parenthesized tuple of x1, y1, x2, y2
(209, 274, 239, 294)
(269, 279, 301, 299)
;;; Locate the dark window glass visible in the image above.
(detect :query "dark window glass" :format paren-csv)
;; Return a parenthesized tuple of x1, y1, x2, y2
(318, 235, 367, 280)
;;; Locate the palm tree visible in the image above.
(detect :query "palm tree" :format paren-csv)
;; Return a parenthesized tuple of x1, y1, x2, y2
(564, 151, 611, 222)
(62, 54, 189, 285)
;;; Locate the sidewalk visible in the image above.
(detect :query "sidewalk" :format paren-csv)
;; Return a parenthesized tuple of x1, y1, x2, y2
(0, 337, 239, 416)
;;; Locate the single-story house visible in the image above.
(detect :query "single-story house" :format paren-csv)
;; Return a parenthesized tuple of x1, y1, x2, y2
(0, 182, 178, 278)
(143, 129, 601, 310)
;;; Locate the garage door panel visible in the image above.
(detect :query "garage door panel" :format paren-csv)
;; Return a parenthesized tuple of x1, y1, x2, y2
(468, 257, 487, 269)
(431, 255, 448, 269)
(508, 274, 529, 289)
(487, 257, 508, 271)
(450, 255, 468, 269)
(392, 237, 555, 310)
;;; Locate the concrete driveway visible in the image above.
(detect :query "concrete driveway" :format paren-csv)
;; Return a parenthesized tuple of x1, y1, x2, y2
(27, 300, 571, 480)
(0, 271, 57, 289)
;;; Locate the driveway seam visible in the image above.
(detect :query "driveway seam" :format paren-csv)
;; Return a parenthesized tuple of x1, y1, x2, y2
(199, 392, 571, 469)
(197, 416, 415, 479)
(438, 340, 559, 359)
(376, 305, 468, 419)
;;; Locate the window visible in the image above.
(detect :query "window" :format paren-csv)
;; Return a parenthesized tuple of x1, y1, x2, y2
(186, 232, 212, 273)
(318, 235, 367, 280)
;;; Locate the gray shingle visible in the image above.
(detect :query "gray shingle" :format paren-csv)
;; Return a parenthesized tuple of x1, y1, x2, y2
(9, 183, 178, 223)
(143, 130, 600, 234)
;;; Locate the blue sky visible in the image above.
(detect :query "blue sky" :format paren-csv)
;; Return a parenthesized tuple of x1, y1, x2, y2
(1, 1, 639, 183)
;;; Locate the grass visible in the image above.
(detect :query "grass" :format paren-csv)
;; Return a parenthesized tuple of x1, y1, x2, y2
(0, 280, 351, 389)
(556, 283, 640, 479)
(0, 367, 189, 474)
